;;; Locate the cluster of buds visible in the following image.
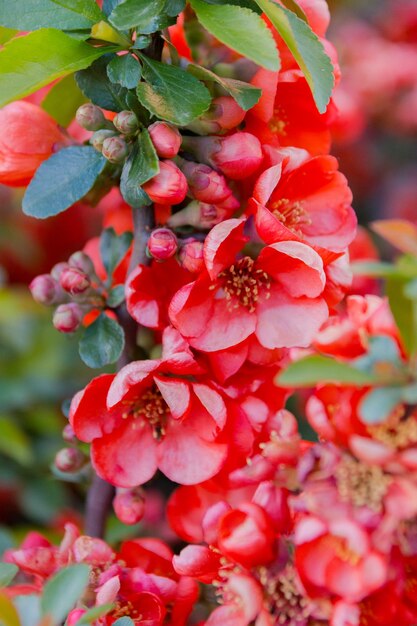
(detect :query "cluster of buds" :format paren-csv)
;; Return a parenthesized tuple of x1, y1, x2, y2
(29, 251, 103, 333)
(146, 226, 204, 273)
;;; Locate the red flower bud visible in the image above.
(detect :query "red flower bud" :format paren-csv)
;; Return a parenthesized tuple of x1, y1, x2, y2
(60, 267, 91, 295)
(113, 488, 146, 525)
(91, 129, 117, 151)
(29, 274, 61, 306)
(54, 447, 84, 473)
(68, 251, 95, 277)
(62, 424, 77, 444)
(148, 121, 182, 158)
(180, 160, 232, 204)
(182, 132, 262, 180)
(53, 303, 83, 333)
(179, 239, 205, 273)
(76, 103, 106, 131)
(102, 136, 128, 163)
(50, 262, 70, 281)
(209, 96, 246, 130)
(142, 160, 188, 205)
(67, 610, 87, 626)
(0, 101, 65, 187)
(148, 228, 178, 261)
(113, 110, 139, 135)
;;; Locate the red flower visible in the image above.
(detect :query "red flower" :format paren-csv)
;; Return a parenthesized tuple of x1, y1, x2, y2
(0, 101, 66, 187)
(169, 218, 328, 353)
(70, 328, 228, 487)
(249, 147, 355, 252)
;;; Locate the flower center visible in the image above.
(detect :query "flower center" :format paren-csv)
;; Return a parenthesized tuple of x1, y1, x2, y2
(369, 409, 417, 450)
(216, 256, 271, 313)
(335, 456, 391, 513)
(259, 565, 311, 626)
(122, 384, 169, 440)
(268, 106, 289, 136)
(270, 198, 311, 236)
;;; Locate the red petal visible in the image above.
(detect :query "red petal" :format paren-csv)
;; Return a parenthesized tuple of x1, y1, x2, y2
(204, 218, 247, 279)
(154, 375, 191, 419)
(191, 297, 256, 352)
(69, 374, 119, 442)
(107, 360, 159, 408)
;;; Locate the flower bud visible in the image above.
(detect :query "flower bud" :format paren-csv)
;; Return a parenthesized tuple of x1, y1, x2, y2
(182, 132, 262, 180)
(113, 488, 146, 525)
(168, 194, 239, 229)
(102, 136, 129, 163)
(67, 610, 87, 626)
(91, 129, 117, 151)
(76, 104, 107, 131)
(209, 96, 246, 130)
(60, 267, 91, 295)
(53, 303, 83, 333)
(148, 121, 181, 158)
(180, 160, 232, 204)
(68, 251, 95, 277)
(62, 424, 77, 444)
(179, 239, 205, 273)
(113, 110, 139, 135)
(29, 274, 61, 306)
(142, 160, 188, 205)
(50, 262, 70, 281)
(148, 228, 178, 261)
(54, 447, 84, 473)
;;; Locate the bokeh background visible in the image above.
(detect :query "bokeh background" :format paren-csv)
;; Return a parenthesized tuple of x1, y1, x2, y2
(0, 0, 416, 549)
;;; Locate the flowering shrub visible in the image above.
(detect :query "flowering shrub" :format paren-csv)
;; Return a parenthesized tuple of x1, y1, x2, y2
(1, 1, 417, 626)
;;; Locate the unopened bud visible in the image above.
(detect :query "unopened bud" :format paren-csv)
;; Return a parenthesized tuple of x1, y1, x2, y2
(113, 110, 139, 135)
(60, 267, 91, 295)
(76, 104, 106, 131)
(148, 228, 178, 261)
(148, 121, 181, 158)
(29, 274, 61, 306)
(54, 447, 84, 473)
(168, 195, 239, 229)
(91, 129, 117, 151)
(68, 251, 95, 277)
(102, 136, 128, 163)
(142, 160, 188, 205)
(113, 488, 145, 525)
(50, 262, 69, 281)
(62, 424, 77, 444)
(180, 160, 232, 204)
(53, 303, 83, 333)
(67, 610, 86, 626)
(179, 239, 204, 273)
(208, 96, 245, 130)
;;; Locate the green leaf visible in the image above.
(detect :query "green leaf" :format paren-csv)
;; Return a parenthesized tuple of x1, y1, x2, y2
(351, 261, 400, 278)
(76, 55, 129, 112)
(276, 355, 377, 388)
(107, 285, 126, 308)
(359, 387, 404, 425)
(22, 146, 107, 219)
(0, 0, 103, 31)
(41, 74, 87, 126)
(100, 228, 133, 281)
(120, 130, 159, 207)
(187, 63, 261, 111)
(137, 55, 211, 125)
(107, 53, 142, 89)
(109, 0, 165, 30)
(103, 0, 123, 16)
(0, 415, 32, 465)
(76, 603, 113, 624)
(113, 619, 135, 626)
(79, 313, 125, 368)
(165, 0, 186, 16)
(386, 277, 417, 356)
(190, 0, 279, 71)
(254, 0, 334, 113)
(0, 564, 18, 587)
(0, 27, 17, 44)
(41, 564, 90, 623)
(279, 0, 308, 21)
(0, 29, 113, 107)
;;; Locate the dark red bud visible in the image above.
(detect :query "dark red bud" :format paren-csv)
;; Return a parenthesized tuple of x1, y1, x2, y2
(60, 267, 90, 295)
(148, 228, 178, 261)
(53, 303, 83, 333)
(54, 447, 84, 473)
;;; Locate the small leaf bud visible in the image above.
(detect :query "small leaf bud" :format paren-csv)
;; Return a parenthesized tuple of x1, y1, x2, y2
(76, 103, 107, 131)
(102, 136, 129, 163)
(113, 110, 139, 135)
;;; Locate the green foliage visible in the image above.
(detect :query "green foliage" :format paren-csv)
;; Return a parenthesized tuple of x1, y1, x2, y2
(359, 387, 405, 425)
(106, 285, 126, 308)
(76, 604, 114, 624)
(0, 27, 17, 44)
(108, 0, 166, 31)
(120, 130, 160, 207)
(76, 55, 130, 112)
(0, 416, 32, 466)
(0, 29, 113, 107)
(41, 74, 87, 126)
(112, 619, 135, 626)
(190, 0, 279, 71)
(277, 355, 377, 388)
(137, 54, 211, 125)
(187, 64, 261, 111)
(0, 563, 18, 587)
(100, 228, 133, 284)
(79, 314, 125, 368)
(254, 0, 334, 113)
(41, 564, 90, 623)
(107, 53, 142, 89)
(386, 276, 417, 357)
(0, 0, 103, 31)
(22, 146, 107, 219)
